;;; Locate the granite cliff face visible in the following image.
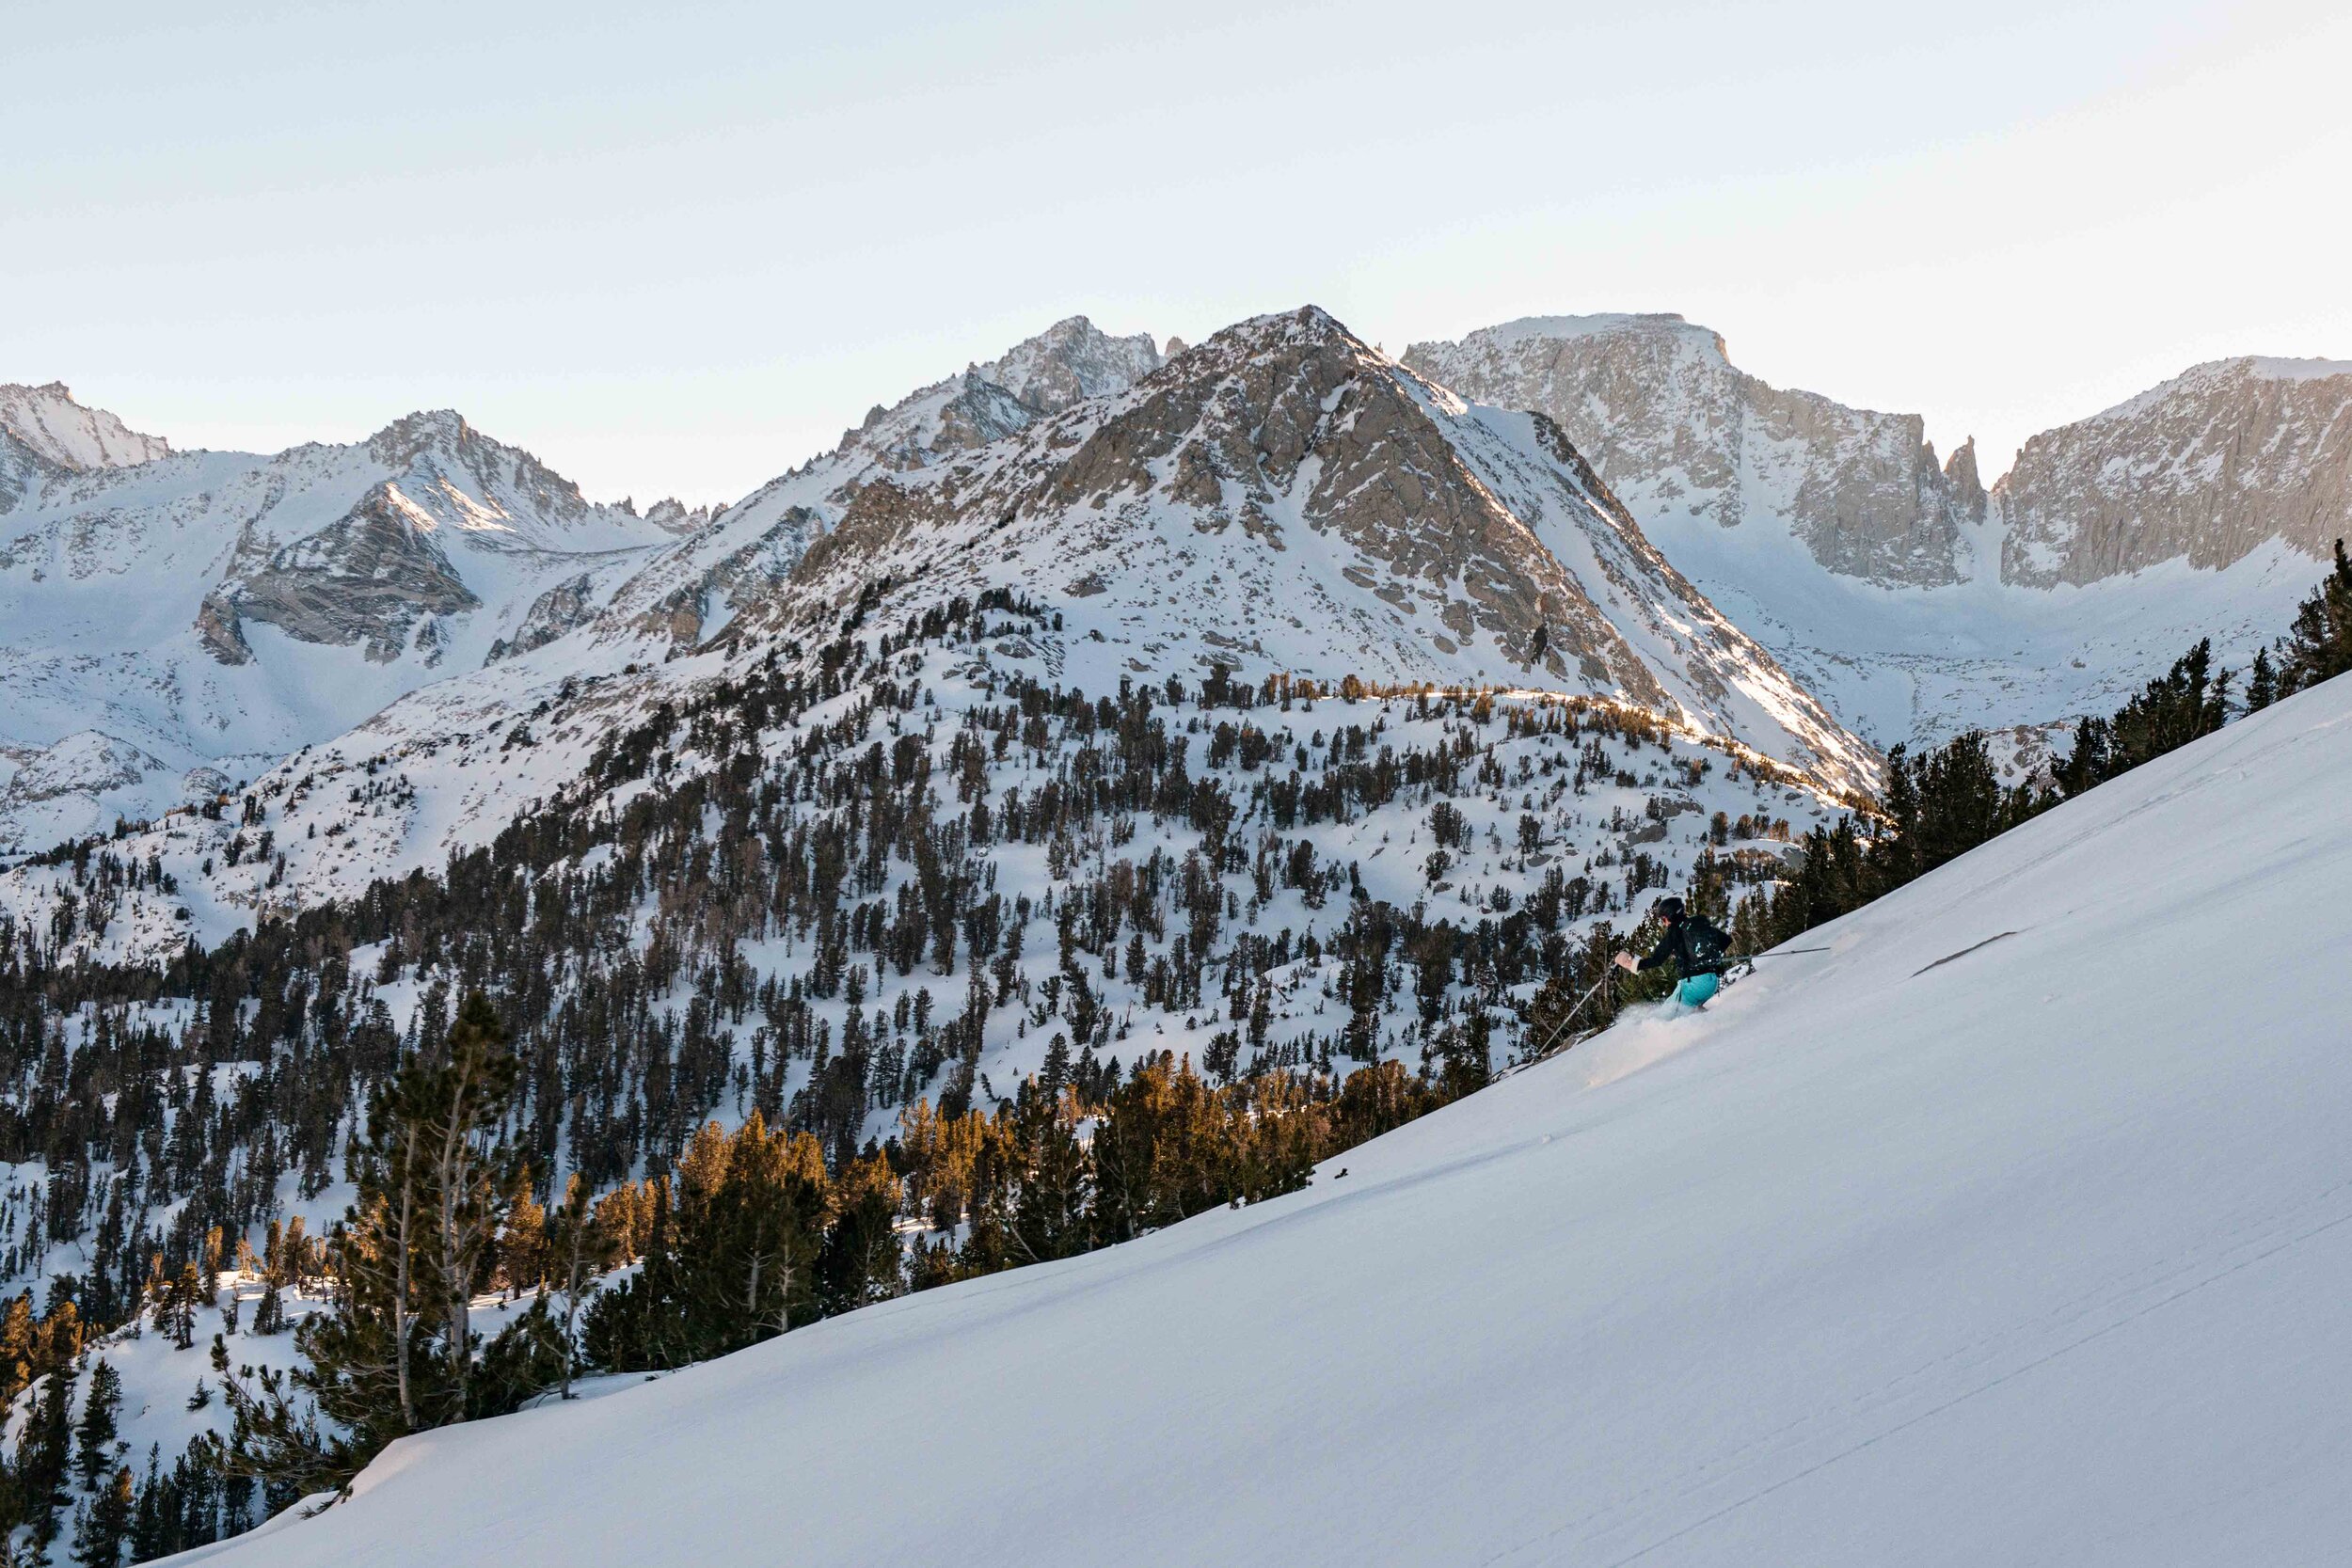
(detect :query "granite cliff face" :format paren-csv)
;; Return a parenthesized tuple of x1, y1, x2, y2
(1994, 356, 2352, 586)
(1405, 317, 2348, 749)
(216, 483, 485, 664)
(1404, 316, 1986, 590)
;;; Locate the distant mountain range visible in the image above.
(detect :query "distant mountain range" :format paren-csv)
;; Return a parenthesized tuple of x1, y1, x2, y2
(0, 396, 691, 850)
(3, 307, 2347, 1560)
(1405, 316, 2349, 750)
(4, 309, 2346, 861)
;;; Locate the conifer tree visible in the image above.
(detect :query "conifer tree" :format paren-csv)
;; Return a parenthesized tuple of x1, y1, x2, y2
(498, 1170, 549, 1296)
(545, 1173, 617, 1401)
(69, 1465, 131, 1568)
(167, 1262, 208, 1350)
(2245, 648, 2278, 713)
(18, 1361, 77, 1550)
(958, 1089, 1089, 1275)
(581, 1117, 830, 1370)
(127, 1449, 168, 1567)
(683, 1116, 829, 1350)
(2277, 538, 2352, 694)
(74, 1360, 120, 1488)
(2103, 639, 2230, 778)
(223, 992, 522, 1494)
(0, 1293, 35, 1407)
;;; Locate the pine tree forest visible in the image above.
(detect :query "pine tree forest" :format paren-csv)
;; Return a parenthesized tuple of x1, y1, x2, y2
(0, 544, 2343, 1563)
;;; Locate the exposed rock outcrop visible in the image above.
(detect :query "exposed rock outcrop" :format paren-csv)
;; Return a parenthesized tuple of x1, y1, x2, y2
(223, 483, 482, 662)
(791, 306, 1876, 793)
(0, 382, 170, 472)
(1403, 315, 1981, 588)
(1994, 357, 2352, 586)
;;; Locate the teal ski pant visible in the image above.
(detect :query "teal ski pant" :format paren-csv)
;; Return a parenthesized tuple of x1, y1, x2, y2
(1676, 972, 1721, 1007)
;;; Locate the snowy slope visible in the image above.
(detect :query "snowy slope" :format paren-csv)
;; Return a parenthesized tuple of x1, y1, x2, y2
(3, 1276, 331, 1518)
(183, 672, 2352, 1567)
(0, 306, 1876, 964)
(1406, 318, 2341, 750)
(0, 383, 170, 472)
(0, 411, 682, 851)
(779, 308, 1875, 791)
(588, 315, 1165, 653)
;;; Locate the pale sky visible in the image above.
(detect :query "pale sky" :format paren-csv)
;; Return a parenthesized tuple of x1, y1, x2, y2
(7, 0, 2346, 507)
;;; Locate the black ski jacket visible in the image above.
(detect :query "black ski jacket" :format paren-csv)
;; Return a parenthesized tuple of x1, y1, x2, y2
(1636, 917, 1730, 979)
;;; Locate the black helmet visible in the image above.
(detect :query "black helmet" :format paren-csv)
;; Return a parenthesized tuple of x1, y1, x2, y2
(1658, 895, 1686, 920)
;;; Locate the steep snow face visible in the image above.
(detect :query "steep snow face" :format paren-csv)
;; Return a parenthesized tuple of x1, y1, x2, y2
(1406, 318, 2336, 749)
(1996, 356, 2352, 586)
(598, 317, 1167, 652)
(184, 673, 2352, 1568)
(0, 412, 677, 850)
(784, 307, 1875, 793)
(0, 382, 170, 472)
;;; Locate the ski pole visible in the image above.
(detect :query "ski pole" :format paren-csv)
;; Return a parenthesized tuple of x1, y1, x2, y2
(1530, 970, 1613, 1057)
(1733, 946, 1831, 959)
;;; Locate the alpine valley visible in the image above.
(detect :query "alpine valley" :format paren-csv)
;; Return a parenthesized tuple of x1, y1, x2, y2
(0, 303, 2345, 1566)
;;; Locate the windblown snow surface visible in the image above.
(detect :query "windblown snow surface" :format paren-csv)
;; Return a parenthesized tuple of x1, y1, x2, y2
(183, 675, 2352, 1567)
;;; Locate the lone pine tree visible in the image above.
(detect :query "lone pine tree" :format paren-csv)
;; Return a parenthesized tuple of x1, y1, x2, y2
(75, 1358, 121, 1487)
(217, 992, 543, 1495)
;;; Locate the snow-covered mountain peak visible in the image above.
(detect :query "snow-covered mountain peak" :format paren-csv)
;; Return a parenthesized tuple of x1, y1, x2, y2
(0, 404, 685, 848)
(788, 303, 1877, 793)
(1404, 314, 2350, 750)
(0, 380, 171, 471)
(593, 315, 1178, 661)
(974, 314, 1164, 414)
(826, 316, 1165, 479)
(364, 405, 473, 461)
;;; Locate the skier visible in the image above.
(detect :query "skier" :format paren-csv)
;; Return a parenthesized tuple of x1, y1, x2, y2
(1613, 896, 1732, 1008)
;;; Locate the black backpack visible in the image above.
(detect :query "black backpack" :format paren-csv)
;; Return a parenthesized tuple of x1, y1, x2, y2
(1685, 919, 1729, 974)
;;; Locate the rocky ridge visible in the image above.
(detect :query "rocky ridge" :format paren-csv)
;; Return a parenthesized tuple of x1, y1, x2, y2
(1404, 315, 1988, 590)
(0, 409, 683, 849)
(0, 381, 171, 472)
(585, 316, 1168, 652)
(1997, 356, 2352, 586)
(779, 307, 1873, 791)
(1405, 316, 2346, 748)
